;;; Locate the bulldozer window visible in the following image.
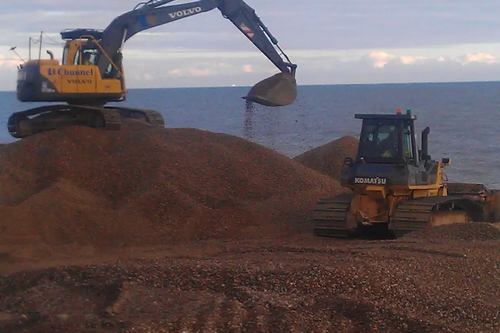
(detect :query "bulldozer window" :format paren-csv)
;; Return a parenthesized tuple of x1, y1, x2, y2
(403, 125, 414, 159)
(358, 122, 401, 162)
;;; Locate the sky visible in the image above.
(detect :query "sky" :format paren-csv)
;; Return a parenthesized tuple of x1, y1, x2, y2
(1, 0, 500, 90)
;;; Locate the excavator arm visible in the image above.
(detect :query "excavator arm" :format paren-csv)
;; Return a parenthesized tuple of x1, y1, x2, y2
(97, 0, 297, 106)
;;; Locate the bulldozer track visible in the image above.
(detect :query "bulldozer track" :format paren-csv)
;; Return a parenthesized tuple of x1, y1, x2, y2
(7, 104, 165, 139)
(313, 193, 354, 238)
(391, 195, 485, 237)
(313, 193, 488, 239)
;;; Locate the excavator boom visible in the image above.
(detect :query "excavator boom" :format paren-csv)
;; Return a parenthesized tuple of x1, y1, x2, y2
(99, 0, 296, 77)
(96, 0, 297, 106)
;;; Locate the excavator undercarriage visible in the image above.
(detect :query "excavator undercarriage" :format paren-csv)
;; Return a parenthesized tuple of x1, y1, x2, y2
(7, 105, 165, 138)
(313, 110, 500, 238)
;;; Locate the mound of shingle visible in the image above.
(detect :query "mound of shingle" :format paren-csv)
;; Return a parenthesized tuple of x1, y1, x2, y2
(294, 136, 358, 180)
(0, 121, 342, 259)
(402, 222, 500, 241)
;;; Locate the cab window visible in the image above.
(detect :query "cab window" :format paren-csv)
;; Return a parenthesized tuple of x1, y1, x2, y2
(358, 123, 399, 160)
(74, 48, 98, 65)
(73, 50, 80, 65)
(403, 124, 414, 159)
(62, 47, 68, 65)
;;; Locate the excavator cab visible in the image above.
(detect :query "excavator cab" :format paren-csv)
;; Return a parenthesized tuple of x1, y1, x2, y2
(16, 29, 125, 106)
(61, 30, 124, 80)
(313, 109, 500, 238)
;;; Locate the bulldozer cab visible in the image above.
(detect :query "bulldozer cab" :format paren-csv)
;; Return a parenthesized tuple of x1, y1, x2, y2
(340, 110, 444, 188)
(356, 112, 417, 165)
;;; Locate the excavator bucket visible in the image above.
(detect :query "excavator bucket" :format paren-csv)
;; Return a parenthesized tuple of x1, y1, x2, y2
(243, 72, 297, 107)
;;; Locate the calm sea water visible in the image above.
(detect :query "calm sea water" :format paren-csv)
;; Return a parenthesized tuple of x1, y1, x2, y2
(1, 82, 500, 187)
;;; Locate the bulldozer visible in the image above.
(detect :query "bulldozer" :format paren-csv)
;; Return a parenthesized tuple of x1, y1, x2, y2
(9, 0, 297, 139)
(313, 109, 500, 238)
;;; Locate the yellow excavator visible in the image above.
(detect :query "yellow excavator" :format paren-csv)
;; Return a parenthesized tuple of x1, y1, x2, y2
(313, 109, 500, 238)
(9, 0, 297, 138)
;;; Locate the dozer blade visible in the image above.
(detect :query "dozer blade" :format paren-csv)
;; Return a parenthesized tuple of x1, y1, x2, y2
(243, 72, 297, 107)
(447, 182, 500, 222)
(390, 196, 485, 237)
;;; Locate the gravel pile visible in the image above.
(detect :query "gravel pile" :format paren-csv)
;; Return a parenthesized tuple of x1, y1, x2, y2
(0, 124, 498, 333)
(403, 222, 500, 241)
(0, 121, 341, 262)
(293, 135, 358, 180)
(0, 234, 498, 333)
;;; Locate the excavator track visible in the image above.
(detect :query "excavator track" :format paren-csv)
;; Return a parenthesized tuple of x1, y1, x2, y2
(313, 193, 354, 238)
(391, 196, 485, 237)
(106, 106, 165, 126)
(7, 104, 165, 139)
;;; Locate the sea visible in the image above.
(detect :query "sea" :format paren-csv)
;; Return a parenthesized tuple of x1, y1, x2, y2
(1, 81, 500, 188)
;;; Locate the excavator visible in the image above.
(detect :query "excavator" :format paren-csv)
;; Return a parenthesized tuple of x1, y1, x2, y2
(313, 109, 500, 238)
(9, 0, 298, 138)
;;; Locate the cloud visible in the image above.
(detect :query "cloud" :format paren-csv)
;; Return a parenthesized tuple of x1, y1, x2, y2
(187, 68, 214, 76)
(2, 45, 500, 91)
(168, 69, 181, 76)
(400, 55, 427, 65)
(462, 53, 498, 64)
(2, 0, 500, 90)
(369, 51, 396, 68)
(370, 52, 428, 67)
(0, 54, 22, 67)
(366, 50, 500, 69)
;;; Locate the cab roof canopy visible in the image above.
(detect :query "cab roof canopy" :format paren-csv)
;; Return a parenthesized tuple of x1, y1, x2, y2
(355, 114, 417, 120)
(60, 29, 104, 41)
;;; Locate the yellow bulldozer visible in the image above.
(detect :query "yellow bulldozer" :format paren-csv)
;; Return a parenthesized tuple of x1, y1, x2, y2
(313, 109, 500, 238)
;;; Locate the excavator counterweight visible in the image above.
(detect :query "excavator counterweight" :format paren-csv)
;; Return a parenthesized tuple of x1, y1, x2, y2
(10, 0, 297, 138)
